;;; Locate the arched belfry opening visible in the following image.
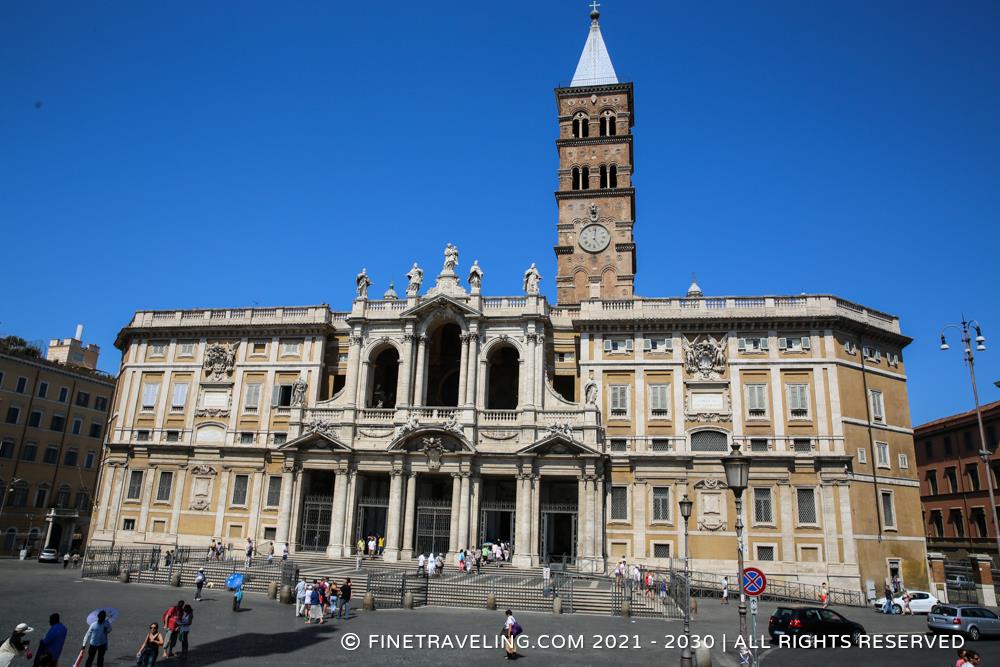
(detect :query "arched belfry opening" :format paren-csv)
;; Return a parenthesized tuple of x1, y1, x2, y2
(425, 322, 462, 406)
(368, 347, 399, 408)
(486, 346, 519, 409)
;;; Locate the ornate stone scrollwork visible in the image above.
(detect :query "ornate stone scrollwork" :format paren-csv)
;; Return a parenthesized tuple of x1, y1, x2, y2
(684, 412, 732, 423)
(394, 414, 420, 438)
(189, 465, 217, 476)
(348, 334, 365, 347)
(421, 436, 446, 472)
(442, 414, 462, 434)
(683, 335, 727, 380)
(544, 421, 575, 438)
(189, 498, 211, 511)
(525, 332, 544, 344)
(302, 418, 338, 436)
(460, 332, 476, 344)
(203, 342, 238, 382)
(194, 408, 230, 418)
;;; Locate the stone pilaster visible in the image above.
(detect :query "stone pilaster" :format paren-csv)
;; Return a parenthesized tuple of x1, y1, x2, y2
(927, 552, 948, 604)
(457, 473, 471, 551)
(327, 469, 348, 557)
(401, 472, 417, 559)
(412, 335, 428, 407)
(969, 554, 997, 607)
(383, 469, 405, 561)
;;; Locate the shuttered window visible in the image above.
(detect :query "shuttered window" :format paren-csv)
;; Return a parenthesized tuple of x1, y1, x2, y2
(244, 383, 261, 414)
(141, 382, 160, 410)
(609, 385, 629, 417)
(171, 383, 189, 410)
(870, 390, 885, 422)
(156, 471, 173, 502)
(231, 475, 249, 506)
(266, 476, 282, 507)
(649, 384, 670, 417)
(745, 384, 768, 418)
(126, 471, 144, 500)
(786, 384, 810, 418)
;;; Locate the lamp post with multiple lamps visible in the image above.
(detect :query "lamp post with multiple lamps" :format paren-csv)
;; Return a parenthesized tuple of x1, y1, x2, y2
(940, 318, 1000, 560)
(722, 443, 752, 655)
(679, 494, 694, 667)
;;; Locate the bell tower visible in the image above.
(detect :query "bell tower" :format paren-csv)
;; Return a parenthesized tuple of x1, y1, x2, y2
(554, 5, 636, 304)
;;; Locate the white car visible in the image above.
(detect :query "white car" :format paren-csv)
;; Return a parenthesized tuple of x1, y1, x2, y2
(872, 590, 939, 614)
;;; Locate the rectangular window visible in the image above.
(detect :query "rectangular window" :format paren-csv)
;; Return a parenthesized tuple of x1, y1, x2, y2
(37, 381, 48, 399)
(756, 545, 776, 561)
(71, 418, 82, 435)
(793, 438, 812, 453)
(34, 488, 48, 508)
(21, 443, 37, 461)
(231, 474, 249, 505)
(28, 410, 42, 427)
(603, 336, 634, 354)
(753, 487, 774, 524)
(170, 383, 189, 410)
(0, 440, 13, 458)
(610, 438, 628, 453)
(651, 438, 672, 452)
(15, 376, 28, 393)
(251, 342, 268, 356)
(75, 391, 90, 407)
(239, 432, 254, 444)
(778, 336, 810, 352)
(887, 352, 900, 367)
(786, 383, 810, 419)
(610, 487, 628, 520)
(149, 342, 167, 357)
(49, 414, 65, 431)
(945, 467, 958, 493)
(263, 527, 277, 541)
(745, 384, 768, 419)
(156, 471, 173, 501)
(963, 431, 974, 452)
(280, 340, 301, 356)
(122, 518, 136, 531)
(652, 487, 670, 521)
(796, 488, 817, 524)
(750, 438, 769, 453)
(141, 383, 159, 410)
(244, 383, 262, 414)
(273, 433, 287, 445)
(272, 385, 293, 407)
(266, 476, 282, 507)
(857, 448, 867, 464)
(165, 430, 180, 442)
(870, 390, 885, 423)
(94, 396, 108, 411)
(648, 384, 670, 417)
(57, 386, 68, 402)
(876, 442, 890, 468)
(737, 337, 769, 352)
(135, 430, 151, 442)
(5, 406, 20, 424)
(944, 437, 953, 455)
(653, 543, 671, 558)
(126, 470, 143, 500)
(178, 342, 195, 357)
(555, 351, 575, 362)
(89, 421, 102, 439)
(644, 336, 672, 352)
(75, 491, 89, 511)
(844, 339, 857, 355)
(609, 384, 629, 418)
(966, 464, 980, 491)
(881, 491, 896, 528)
(64, 449, 78, 466)
(43, 446, 59, 464)
(898, 453, 909, 469)
(863, 345, 881, 362)
(926, 470, 938, 495)
(84, 451, 96, 469)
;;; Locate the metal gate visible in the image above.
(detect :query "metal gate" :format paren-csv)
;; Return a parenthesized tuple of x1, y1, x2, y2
(297, 495, 332, 552)
(415, 505, 451, 556)
(353, 497, 389, 549)
(479, 500, 516, 546)
(540, 504, 577, 565)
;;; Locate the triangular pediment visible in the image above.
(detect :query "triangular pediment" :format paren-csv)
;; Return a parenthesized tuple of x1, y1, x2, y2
(518, 432, 603, 457)
(279, 430, 352, 451)
(401, 294, 480, 319)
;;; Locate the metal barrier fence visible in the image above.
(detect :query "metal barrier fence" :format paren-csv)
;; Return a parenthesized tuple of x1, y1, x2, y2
(684, 569, 866, 607)
(611, 571, 687, 619)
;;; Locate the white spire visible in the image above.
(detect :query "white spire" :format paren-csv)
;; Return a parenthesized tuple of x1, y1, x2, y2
(570, 4, 619, 87)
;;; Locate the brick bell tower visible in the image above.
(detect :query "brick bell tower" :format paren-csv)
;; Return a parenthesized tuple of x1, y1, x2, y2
(554, 5, 636, 304)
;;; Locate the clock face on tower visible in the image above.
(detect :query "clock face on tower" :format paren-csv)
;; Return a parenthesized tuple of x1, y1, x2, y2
(579, 223, 611, 253)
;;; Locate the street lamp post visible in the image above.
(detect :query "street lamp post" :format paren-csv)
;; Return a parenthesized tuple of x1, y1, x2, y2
(679, 494, 694, 667)
(722, 443, 751, 654)
(941, 319, 1000, 559)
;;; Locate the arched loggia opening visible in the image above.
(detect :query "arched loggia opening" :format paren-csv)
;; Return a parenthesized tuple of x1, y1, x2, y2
(425, 323, 462, 407)
(368, 347, 399, 408)
(486, 346, 519, 409)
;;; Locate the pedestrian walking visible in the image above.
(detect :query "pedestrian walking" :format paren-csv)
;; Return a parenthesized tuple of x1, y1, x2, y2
(244, 538, 254, 568)
(135, 623, 163, 667)
(329, 580, 341, 618)
(901, 591, 913, 615)
(33, 613, 67, 666)
(367, 536, 376, 559)
(542, 564, 551, 597)
(417, 553, 426, 577)
(426, 556, 437, 578)
(62, 553, 70, 569)
(721, 576, 730, 605)
(176, 605, 193, 658)
(232, 585, 244, 612)
(501, 609, 521, 660)
(338, 579, 352, 620)
(162, 600, 184, 658)
(281, 543, 289, 561)
(475, 552, 482, 575)
(882, 584, 893, 614)
(308, 585, 323, 624)
(820, 582, 829, 608)
(81, 610, 111, 667)
(302, 585, 314, 623)
(0, 623, 33, 667)
(377, 535, 385, 556)
(294, 578, 307, 616)
(194, 568, 206, 601)
(71, 553, 80, 568)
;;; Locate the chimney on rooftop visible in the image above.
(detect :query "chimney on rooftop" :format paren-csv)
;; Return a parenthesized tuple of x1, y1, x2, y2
(75, 324, 84, 340)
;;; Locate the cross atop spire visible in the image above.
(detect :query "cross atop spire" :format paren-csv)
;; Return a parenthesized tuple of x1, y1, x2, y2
(570, 2, 618, 86)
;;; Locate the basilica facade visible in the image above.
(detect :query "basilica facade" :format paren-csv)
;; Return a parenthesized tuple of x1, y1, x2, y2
(87, 9, 927, 591)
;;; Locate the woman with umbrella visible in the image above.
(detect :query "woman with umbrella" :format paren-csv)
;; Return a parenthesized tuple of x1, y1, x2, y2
(81, 609, 115, 667)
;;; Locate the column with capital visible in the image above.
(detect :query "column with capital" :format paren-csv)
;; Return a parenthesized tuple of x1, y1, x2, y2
(457, 473, 471, 551)
(327, 468, 349, 557)
(593, 472, 605, 570)
(583, 475, 596, 569)
(412, 335, 428, 407)
(397, 334, 415, 408)
(383, 469, 405, 561)
(342, 472, 359, 555)
(448, 473, 462, 555)
(401, 472, 417, 559)
(513, 471, 532, 568)
(276, 469, 296, 549)
(529, 474, 541, 565)
(345, 332, 364, 407)
(466, 329, 480, 407)
(524, 332, 537, 407)
(468, 475, 481, 550)
(458, 333, 470, 407)
(576, 475, 589, 563)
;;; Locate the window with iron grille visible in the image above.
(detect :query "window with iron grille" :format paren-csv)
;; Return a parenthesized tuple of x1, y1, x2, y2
(156, 471, 173, 502)
(753, 487, 774, 524)
(786, 384, 810, 419)
(691, 430, 728, 452)
(796, 488, 817, 524)
(652, 487, 670, 521)
(653, 543, 671, 558)
(610, 439, 628, 453)
(231, 474, 249, 505)
(755, 545, 775, 561)
(610, 487, 628, 520)
(793, 438, 812, 453)
(745, 384, 768, 419)
(239, 432, 254, 445)
(649, 384, 670, 417)
(651, 439, 672, 452)
(609, 385, 629, 417)
(750, 438, 769, 453)
(126, 471, 143, 500)
(266, 476, 282, 507)
(881, 491, 896, 528)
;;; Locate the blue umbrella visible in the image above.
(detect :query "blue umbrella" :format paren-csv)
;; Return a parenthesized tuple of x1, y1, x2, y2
(226, 572, 244, 590)
(86, 608, 119, 625)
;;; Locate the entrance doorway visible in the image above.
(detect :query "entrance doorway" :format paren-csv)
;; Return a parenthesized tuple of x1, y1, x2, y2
(540, 479, 578, 565)
(354, 474, 389, 553)
(478, 477, 517, 548)
(297, 471, 334, 552)
(413, 475, 452, 556)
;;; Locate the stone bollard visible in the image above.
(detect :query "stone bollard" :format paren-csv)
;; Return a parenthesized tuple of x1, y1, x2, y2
(119, 570, 130, 584)
(552, 595, 562, 614)
(279, 584, 293, 604)
(363, 592, 376, 611)
(267, 582, 279, 599)
(486, 593, 497, 610)
(170, 571, 182, 587)
(403, 592, 414, 609)
(620, 600, 631, 617)
(694, 646, 712, 667)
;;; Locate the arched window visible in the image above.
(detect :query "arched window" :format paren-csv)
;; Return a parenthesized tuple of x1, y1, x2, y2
(486, 346, 520, 409)
(368, 347, 400, 408)
(571, 167, 581, 191)
(599, 165, 608, 189)
(581, 166, 590, 190)
(690, 430, 729, 452)
(572, 112, 589, 138)
(609, 164, 618, 188)
(425, 323, 462, 407)
(600, 110, 617, 137)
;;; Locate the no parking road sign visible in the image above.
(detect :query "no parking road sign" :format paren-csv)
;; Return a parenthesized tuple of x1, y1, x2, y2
(743, 567, 766, 596)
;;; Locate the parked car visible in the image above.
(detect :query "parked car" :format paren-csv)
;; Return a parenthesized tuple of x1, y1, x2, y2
(768, 606, 866, 644)
(871, 590, 939, 614)
(37, 548, 59, 563)
(946, 574, 976, 590)
(928, 604, 1000, 640)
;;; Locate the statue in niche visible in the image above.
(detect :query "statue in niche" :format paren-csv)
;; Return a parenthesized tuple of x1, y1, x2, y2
(356, 268, 372, 299)
(290, 377, 308, 407)
(583, 370, 599, 406)
(406, 263, 423, 296)
(523, 263, 542, 295)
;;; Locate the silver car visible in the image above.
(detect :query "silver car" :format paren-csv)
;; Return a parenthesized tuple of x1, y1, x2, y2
(928, 604, 1000, 640)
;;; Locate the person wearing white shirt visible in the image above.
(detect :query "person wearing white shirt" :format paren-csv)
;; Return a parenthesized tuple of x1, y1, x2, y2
(294, 578, 307, 617)
(417, 553, 426, 577)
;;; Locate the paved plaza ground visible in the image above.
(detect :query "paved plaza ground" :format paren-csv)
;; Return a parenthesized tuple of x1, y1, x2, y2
(0, 560, 993, 666)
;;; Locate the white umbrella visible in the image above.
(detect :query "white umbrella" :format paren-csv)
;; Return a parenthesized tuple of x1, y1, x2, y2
(85, 608, 119, 625)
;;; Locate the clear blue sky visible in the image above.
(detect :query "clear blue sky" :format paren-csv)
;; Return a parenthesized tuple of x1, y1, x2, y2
(2, 1, 998, 425)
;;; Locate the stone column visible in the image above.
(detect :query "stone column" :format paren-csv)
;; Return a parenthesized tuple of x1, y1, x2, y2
(513, 473, 532, 568)
(448, 473, 462, 555)
(593, 473, 605, 568)
(412, 336, 428, 407)
(343, 472, 359, 554)
(327, 471, 349, 557)
(529, 475, 541, 564)
(524, 333, 537, 407)
(468, 475, 481, 549)
(457, 473, 471, 551)
(927, 552, 948, 604)
(357, 360, 371, 408)
(345, 333, 364, 407)
(383, 470, 405, 561)
(397, 334, 415, 407)
(276, 470, 295, 548)
(458, 334, 470, 407)
(96, 464, 119, 531)
(401, 472, 417, 559)
(576, 476, 589, 564)
(466, 330, 480, 407)
(969, 554, 998, 607)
